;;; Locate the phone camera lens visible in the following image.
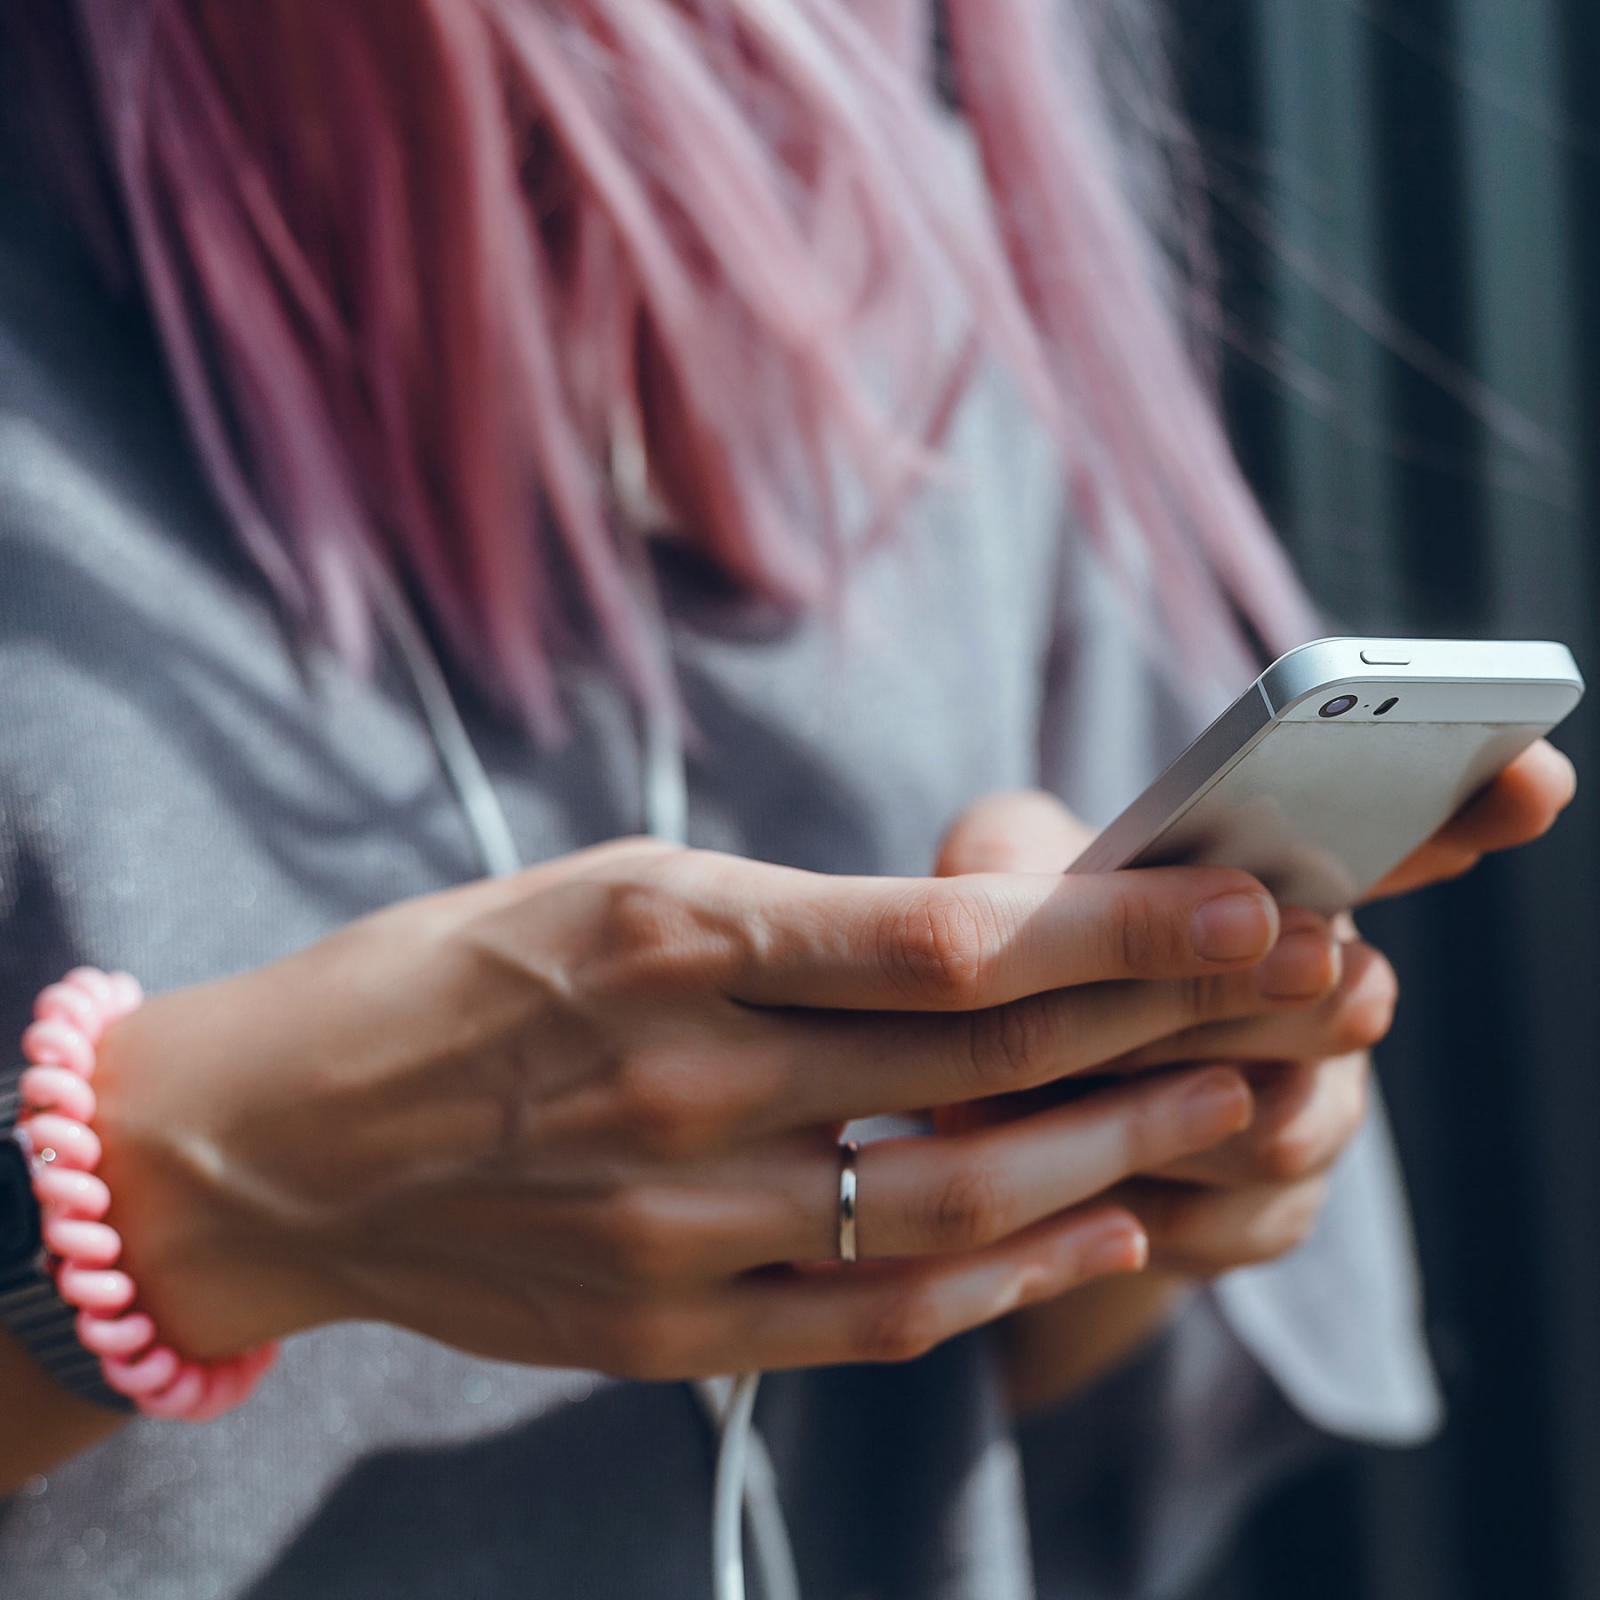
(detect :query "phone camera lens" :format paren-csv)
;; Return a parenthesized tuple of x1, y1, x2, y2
(1319, 694, 1359, 719)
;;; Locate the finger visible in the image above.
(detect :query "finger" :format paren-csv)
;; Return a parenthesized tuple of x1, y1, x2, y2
(1103, 940, 1396, 1075)
(846, 1066, 1251, 1260)
(1448, 741, 1578, 848)
(696, 854, 1284, 1011)
(720, 1205, 1149, 1372)
(935, 790, 1095, 876)
(351, 1209, 1135, 1382)
(1152, 1051, 1369, 1188)
(684, 1064, 1252, 1272)
(547, 1067, 1248, 1288)
(1121, 1175, 1332, 1277)
(763, 913, 1340, 1127)
(1364, 741, 1577, 901)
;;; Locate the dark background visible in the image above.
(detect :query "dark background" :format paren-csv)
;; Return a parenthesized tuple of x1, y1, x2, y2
(1172, 4, 1600, 1598)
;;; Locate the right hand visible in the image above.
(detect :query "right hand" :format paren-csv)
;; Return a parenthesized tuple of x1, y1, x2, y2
(89, 837, 1338, 1380)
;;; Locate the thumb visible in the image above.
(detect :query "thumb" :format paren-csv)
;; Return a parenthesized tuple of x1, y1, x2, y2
(935, 788, 1097, 877)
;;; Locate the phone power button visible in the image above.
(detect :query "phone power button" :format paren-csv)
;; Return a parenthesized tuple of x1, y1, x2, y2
(1360, 648, 1412, 666)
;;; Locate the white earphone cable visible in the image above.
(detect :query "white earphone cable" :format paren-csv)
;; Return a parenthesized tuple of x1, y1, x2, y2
(711, 1372, 764, 1600)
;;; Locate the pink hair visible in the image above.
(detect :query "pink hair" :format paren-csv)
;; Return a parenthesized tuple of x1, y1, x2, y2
(25, 2, 1316, 738)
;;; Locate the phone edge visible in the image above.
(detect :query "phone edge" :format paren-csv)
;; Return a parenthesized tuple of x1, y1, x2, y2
(1066, 636, 1586, 879)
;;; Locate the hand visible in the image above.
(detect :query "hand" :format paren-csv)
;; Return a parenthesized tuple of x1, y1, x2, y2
(932, 792, 1379, 1274)
(932, 754, 1574, 1408)
(1126, 739, 1574, 1273)
(1088, 737, 1577, 1271)
(88, 835, 1322, 1382)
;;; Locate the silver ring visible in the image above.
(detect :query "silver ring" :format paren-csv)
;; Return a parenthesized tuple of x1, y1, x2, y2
(837, 1140, 860, 1263)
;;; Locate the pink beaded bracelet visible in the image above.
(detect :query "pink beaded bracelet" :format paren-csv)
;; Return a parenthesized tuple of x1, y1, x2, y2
(17, 966, 278, 1420)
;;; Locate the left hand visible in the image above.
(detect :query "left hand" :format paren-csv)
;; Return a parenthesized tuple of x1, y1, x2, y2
(933, 742, 1576, 1403)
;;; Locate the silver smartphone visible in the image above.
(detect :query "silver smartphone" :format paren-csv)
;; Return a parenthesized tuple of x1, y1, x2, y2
(1069, 637, 1585, 913)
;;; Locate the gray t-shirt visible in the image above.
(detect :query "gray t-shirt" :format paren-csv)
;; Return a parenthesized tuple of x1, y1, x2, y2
(0, 195, 1438, 1600)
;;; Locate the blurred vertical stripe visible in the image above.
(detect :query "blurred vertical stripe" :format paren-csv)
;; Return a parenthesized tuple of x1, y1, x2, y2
(1177, 3, 1600, 1597)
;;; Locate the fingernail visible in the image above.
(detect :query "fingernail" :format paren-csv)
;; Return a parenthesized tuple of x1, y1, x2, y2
(1176, 1068, 1252, 1141)
(1258, 929, 1340, 999)
(1191, 892, 1276, 962)
(1081, 1222, 1148, 1278)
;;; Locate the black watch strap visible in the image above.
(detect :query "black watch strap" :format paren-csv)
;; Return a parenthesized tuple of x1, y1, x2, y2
(0, 1069, 134, 1413)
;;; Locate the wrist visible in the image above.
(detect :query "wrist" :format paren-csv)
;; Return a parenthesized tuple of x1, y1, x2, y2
(91, 987, 351, 1360)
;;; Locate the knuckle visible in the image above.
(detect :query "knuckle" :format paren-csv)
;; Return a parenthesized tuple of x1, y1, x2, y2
(1331, 965, 1399, 1053)
(1178, 971, 1242, 1026)
(1324, 1004, 1368, 1056)
(1256, 1121, 1327, 1185)
(1365, 948, 1401, 1014)
(1329, 1005, 1381, 1056)
(1299, 1053, 1371, 1159)
(961, 995, 1052, 1093)
(1253, 1057, 1370, 1182)
(585, 878, 702, 992)
(878, 885, 997, 1007)
(594, 1189, 699, 1289)
(598, 874, 694, 955)
(857, 1280, 950, 1365)
(925, 1160, 1013, 1251)
(611, 1049, 725, 1159)
(592, 857, 747, 986)
(1106, 889, 1175, 978)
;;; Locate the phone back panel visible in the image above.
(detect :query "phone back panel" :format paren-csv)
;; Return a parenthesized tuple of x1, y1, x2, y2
(1122, 718, 1538, 912)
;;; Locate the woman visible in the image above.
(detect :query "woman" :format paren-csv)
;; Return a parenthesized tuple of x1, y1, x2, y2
(0, 4, 1575, 1598)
